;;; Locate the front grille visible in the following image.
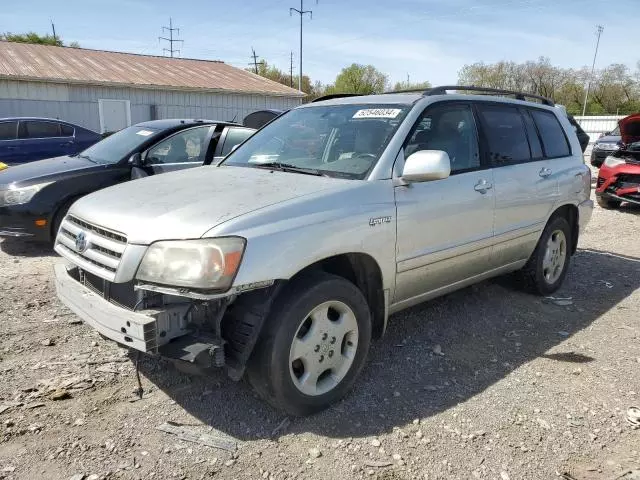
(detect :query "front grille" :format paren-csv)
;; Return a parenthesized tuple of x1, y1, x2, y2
(81, 270, 138, 310)
(616, 174, 640, 186)
(596, 177, 605, 188)
(55, 215, 127, 282)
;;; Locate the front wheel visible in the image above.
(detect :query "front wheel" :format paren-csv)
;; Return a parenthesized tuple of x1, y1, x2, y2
(247, 272, 372, 416)
(516, 216, 572, 295)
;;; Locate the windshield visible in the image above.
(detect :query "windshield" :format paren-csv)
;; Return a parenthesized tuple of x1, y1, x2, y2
(79, 126, 162, 164)
(222, 104, 410, 179)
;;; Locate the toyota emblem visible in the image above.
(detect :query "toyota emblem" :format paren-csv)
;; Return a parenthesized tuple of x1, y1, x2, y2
(75, 231, 89, 253)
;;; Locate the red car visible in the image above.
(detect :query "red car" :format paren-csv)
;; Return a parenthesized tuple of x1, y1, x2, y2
(596, 113, 640, 209)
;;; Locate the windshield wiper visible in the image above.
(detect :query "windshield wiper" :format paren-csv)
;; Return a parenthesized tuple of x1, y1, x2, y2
(253, 162, 325, 176)
(76, 154, 97, 164)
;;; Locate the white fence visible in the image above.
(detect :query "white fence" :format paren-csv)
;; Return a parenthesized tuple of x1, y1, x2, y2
(574, 115, 624, 143)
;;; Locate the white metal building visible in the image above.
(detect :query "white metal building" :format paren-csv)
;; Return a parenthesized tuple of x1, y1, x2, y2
(0, 41, 304, 133)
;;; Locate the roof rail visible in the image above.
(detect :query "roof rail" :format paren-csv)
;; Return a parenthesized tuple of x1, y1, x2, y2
(425, 85, 554, 106)
(312, 93, 363, 103)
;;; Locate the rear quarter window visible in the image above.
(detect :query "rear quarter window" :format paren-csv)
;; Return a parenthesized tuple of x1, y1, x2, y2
(530, 110, 571, 158)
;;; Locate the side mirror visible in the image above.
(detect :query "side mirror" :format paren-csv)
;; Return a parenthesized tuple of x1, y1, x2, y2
(128, 152, 143, 167)
(401, 150, 451, 183)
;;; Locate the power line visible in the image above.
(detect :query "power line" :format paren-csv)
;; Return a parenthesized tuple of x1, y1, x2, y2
(581, 25, 604, 117)
(159, 18, 184, 58)
(290, 0, 317, 92)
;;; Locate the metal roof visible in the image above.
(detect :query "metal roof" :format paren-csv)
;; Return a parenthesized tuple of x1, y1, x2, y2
(0, 41, 304, 97)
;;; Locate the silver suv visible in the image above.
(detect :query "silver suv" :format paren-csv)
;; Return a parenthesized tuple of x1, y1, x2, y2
(54, 86, 594, 416)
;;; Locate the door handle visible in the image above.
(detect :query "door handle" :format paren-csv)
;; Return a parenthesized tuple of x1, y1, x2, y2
(474, 179, 493, 194)
(539, 167, 552, 178)
(6, 146, 18, 150)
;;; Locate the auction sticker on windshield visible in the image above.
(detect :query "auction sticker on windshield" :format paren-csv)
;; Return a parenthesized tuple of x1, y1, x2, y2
(136, 130, 154, 136)
(353, 109, 402, 119)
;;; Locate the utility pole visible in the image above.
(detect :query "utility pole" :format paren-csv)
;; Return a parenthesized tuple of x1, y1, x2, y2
(581, 25, 604, 117)
(290, 0, 317, 92)
(250, 47, 259, 74)
(159, 18, 183, 58)
(50, 21, 57, 44)
(406, 73, 410, 88)
(290, 51, 295, 87)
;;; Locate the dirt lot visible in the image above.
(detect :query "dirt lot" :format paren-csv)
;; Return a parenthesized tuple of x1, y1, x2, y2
(1, 194, 639, 480)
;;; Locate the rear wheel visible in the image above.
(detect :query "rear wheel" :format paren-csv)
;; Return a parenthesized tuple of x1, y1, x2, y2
(596, 196, 621, 210)
(516, 216, 572, 295)
(247, 272, 372, 416)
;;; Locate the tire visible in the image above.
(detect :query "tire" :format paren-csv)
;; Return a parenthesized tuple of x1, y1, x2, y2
(246, 271, 372, 416)
(51, 198, 77, 246)
(596, 196, 621, 210)
(516, 216, 572, 296)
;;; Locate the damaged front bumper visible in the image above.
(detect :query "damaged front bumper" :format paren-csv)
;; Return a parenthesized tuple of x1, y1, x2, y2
(54, 263, 281, 379)
(54, 263, 192, 352)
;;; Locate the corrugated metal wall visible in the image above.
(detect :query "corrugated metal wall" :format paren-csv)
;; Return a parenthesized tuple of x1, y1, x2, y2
(0, 80, 302, 132)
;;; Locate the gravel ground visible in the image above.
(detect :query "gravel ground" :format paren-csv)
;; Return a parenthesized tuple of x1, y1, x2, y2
(1, 192, 639, 480)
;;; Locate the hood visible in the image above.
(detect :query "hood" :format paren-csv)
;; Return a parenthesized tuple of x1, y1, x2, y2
(69, 165, 352, 244)
(619, 114, 640, 146)
(0, 156, 98, 187)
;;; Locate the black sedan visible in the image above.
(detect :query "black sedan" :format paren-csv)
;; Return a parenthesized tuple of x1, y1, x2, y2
(0, 119, 255, 242)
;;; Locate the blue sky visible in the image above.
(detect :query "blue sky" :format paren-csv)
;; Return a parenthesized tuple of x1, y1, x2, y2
(3, 0, 638, 87)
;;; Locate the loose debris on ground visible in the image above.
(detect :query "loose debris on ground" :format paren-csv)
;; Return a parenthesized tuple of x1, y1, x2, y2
(1, 193, 639, 479)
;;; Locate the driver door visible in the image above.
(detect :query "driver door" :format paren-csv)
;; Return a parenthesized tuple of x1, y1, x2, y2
(137, 125, 214, 176)
(393, 102, 496, 309)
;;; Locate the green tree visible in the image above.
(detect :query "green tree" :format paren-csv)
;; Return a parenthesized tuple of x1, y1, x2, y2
(391, 80, 431, 91)
(1, 31, 80, 48)
(1, 32, 63, 46)
(333, 64, 389, 94)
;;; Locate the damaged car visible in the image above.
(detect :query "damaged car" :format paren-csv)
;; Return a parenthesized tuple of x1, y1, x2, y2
(595, 113, 640, 209)
(53, 86, 593, 415)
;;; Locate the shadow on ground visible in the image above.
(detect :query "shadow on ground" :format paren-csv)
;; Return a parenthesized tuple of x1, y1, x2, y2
(0, 238, 57, 258)
(135, 248, 640, 441)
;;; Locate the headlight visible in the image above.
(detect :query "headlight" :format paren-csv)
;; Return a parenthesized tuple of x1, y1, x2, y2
(0, 182, 53, 207)
(136, 237, 246, 290)
(603, 156, 626, 168)
(595, 142, 620, 151)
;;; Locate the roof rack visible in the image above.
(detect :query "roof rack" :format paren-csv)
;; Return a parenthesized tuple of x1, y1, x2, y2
(310, 86, 554, 106)
(425, 85, 554, 106)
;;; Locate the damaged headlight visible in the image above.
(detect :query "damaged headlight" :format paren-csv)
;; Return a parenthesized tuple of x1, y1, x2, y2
(0, 182, 53, 207)
(136, 237, 246, 290)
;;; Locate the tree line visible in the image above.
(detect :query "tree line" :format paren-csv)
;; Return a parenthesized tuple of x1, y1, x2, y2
(255, 56, 640, 114)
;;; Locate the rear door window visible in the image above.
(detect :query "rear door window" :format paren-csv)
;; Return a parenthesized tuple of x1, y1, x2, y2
(19, 121, 62, 139)
(221, 127, 254, 156)
(477, 105, 530, 165)
(530, 109, 571, 158)
(0, 121, 17, 140)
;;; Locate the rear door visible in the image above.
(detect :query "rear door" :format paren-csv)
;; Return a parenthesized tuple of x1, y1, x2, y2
(143, 125, 214, 175)
(0, 121, 19, 164)
(476, 103, 559, 268)
(18, 120, 67, 162)
(212, 126, 255, 165)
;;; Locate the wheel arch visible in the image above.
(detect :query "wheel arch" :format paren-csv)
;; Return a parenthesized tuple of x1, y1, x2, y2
(548, 203, 579, 255)
(288, 253, 387, 339)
